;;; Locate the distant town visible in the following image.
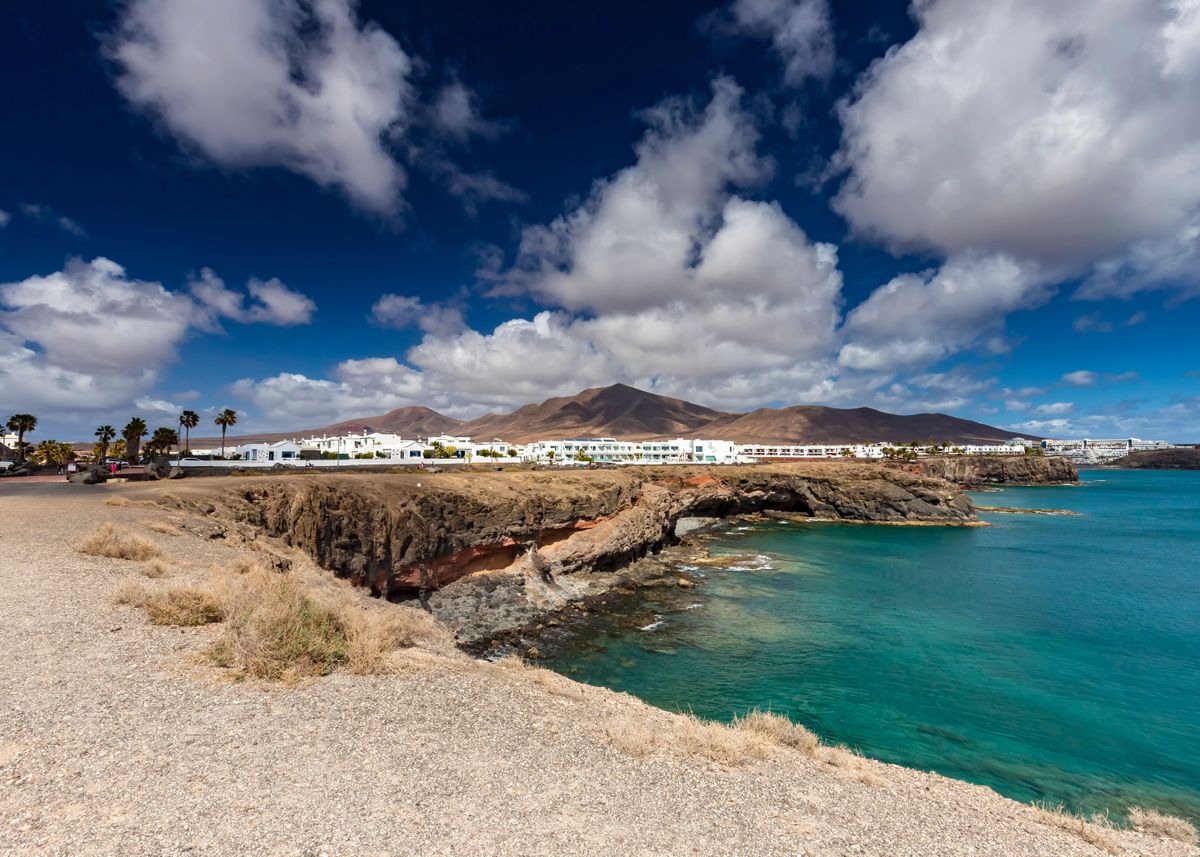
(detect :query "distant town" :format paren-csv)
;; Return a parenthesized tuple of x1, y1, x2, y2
(160, 431, 1175, 468)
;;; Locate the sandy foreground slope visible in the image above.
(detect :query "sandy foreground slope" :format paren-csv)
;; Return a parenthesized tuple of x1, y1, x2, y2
(1, 482, 1195, 857)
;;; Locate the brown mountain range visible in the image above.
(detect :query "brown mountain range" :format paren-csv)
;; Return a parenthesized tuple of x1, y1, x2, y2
(192, 383, 1030, 447)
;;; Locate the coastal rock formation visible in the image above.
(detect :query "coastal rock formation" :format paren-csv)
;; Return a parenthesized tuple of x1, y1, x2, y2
(1108, 448, 1200, 469)
(205, 464, 974, 593)
(169, 463, 976, 642)
(890, 455, 1077, 485)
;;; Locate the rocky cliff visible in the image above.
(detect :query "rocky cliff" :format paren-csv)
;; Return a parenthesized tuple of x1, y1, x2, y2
(889, 455, 1077, 485)
(170, 463, 977, 641)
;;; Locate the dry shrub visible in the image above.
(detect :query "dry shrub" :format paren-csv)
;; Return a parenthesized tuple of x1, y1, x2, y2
(77, 522, 160, 561)
(818, 744, 867, 770)
(605, 710, 662, 758)
(1031, 803, 1120, 855)
(139, 558, 173, 579)
(105, 496, 131, 507)
(343, 603, 449, 675)
(113, 578, 223, 626)
(144, 520, 181, 536)
(855, 770, 888, 788)
(227, 556, 267, 575)
(733, 709, 819, 755)
(208, 570, 349, 682)
(676, 713, 773, 766)
(1128, 807, 1197, 845)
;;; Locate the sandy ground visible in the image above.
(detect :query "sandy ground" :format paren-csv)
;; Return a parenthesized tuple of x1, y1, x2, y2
(1, 481, 1196, 857)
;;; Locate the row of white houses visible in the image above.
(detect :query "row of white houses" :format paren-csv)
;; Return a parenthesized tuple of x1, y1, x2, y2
(185, 431, 1066, 466)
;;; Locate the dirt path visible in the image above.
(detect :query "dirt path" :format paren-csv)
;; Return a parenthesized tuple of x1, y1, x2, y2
(1, 484, 1195, 856)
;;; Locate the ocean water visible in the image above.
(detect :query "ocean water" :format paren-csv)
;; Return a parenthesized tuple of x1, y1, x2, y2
(542, 469, 1200, 821)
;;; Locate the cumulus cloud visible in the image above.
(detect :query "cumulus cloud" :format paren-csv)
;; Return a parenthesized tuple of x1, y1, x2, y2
(834, 0, 1200, 277)
(1035, 401, 1075, 415)
(231, 358, 426, 426)
(1062, 370, 1098, 387)
(722, 0, 835, 85)
(188, 268, 316, 327)
(838, 254, 1052, 371)
(108, 0, 414, 214)
(0, 257, 316, 415)
(370, 293, 466, 337)
(1077, 215, 1200, 301)
(0, 258, 192, 410)
(237, 79, 848, 420)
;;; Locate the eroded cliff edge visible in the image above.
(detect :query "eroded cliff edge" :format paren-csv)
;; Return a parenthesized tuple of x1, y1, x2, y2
(892, 454, 1078, 485)
(168, 463, 975, 642)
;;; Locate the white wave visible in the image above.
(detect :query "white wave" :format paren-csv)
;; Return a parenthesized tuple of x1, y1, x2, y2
(639, 616, 665, 632)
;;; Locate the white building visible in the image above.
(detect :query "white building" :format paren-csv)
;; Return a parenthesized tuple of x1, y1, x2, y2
(232, 440, 304, 463)
(1040, 437, 1173, 463)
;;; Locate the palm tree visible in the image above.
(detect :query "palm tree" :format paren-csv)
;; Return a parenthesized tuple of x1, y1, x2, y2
(150, 427, 179, 457)
(94, 425, 116, 461)
(5, 413, 37, 461)
(122, 418, 147, 465)
(178, 409, 199, 455)
(214, 408, 238, 458)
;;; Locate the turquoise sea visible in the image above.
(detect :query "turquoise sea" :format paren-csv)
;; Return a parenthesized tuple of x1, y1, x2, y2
(542, 469, 1200, 821)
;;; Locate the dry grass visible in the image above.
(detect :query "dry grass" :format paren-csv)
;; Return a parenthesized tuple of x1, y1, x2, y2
(138, 558, 173, 579)
(1128, 807, 1197, 845)
(207, 570, 350, 682)
(605, 709, 663, 758)
(112, 578, 223, 626)
(493, 656, 590, 700)
(1031, 803, 1120, 855)
(605, 708, 773, 766)
(105, 496, 131, 507)
(227, 556, 267, 575)
(144, 520, 181, 536)
(77, 523, 161, 561)
(733, 709, 820, 755)
(205, 567, 452, 683)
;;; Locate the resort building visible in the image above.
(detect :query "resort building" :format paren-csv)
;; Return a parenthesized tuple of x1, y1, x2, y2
(1040, 437, 1173, 463)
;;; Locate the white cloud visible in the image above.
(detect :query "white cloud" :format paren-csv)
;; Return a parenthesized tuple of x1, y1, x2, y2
(237, 80, 848, 421)
(1035, 401, 1075, 415)
(231, 358, 426, 427)
(0, 258, 191, 410)
(834, 0, 1200, 275)
(429, 79, 505, 142)
(838, 254, 1051, 371)
(724, 0, 835, 85)
(20, 203, 86, 236)
(0, 210, 9, 227)
(108, 0, 413, 214)
(370, 294, 466, 337)
(1062, 370, 1098, 387)
(0, 257, 316, 417)
(1077, 215, 1200, 301)
(188, 268, 315, 327)
(1073, 312, 1113, 333)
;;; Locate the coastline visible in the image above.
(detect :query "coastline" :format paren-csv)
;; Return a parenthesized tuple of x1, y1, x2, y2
(9, 460, 1193, 856)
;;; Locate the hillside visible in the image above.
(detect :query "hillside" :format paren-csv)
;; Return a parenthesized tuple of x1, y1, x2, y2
(190, 406, 464, 446)
(460, 383, 732, 443)
(192, 384, 1030, 447)
(1108, 448, 1200, 469)
(689, 405, 1028, 445)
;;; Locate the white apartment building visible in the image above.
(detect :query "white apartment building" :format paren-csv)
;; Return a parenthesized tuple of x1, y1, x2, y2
(233, 440, 303, 462)
(1040, 437, 1173, 463)
(736, 442, 888, 459)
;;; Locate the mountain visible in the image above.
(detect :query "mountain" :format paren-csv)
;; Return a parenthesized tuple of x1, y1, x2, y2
(461, 383, 731, 443)
(188, 384, 1031, 448)
(684, 405, 1029, 445)
(189, 406, 463, 446)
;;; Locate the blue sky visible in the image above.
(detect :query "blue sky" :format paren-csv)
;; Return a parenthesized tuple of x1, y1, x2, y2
(1, 0, 1197, 442)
